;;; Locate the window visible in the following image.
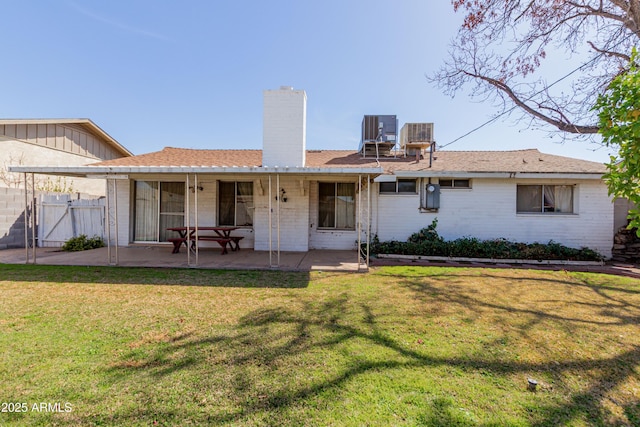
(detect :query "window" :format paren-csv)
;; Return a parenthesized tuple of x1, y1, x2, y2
(134, 181, 185, 242)
(379, 179, 417, 194)
(318, 182, 355, 229)
(218, 182, 254, 226)
(439, 179, 470, 188)
(517, 185, 574, 213)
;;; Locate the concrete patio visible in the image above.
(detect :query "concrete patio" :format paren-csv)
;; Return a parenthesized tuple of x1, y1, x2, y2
(0, 245, 363, 272)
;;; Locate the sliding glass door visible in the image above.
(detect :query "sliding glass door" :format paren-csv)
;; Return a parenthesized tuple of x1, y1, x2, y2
(134, 181, 185, 242)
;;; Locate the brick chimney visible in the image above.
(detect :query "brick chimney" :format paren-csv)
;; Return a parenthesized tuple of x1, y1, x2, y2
(262, 86, 307, 167)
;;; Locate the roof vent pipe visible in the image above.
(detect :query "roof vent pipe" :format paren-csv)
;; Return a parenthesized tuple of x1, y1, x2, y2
(429, 142, 435, 168)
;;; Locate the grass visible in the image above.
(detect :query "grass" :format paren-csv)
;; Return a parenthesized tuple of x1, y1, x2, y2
(0, 264, 639, 426)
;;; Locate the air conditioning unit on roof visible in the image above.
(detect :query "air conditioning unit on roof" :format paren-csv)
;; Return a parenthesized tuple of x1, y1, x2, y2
(400, 123, 434, 150)
(359, 115, 398, 158)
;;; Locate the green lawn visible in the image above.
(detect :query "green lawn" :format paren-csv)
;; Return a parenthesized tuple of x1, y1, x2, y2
(1, 264, 639, 426)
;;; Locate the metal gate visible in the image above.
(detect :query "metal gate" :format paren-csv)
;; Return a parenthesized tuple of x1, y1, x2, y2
(38, 194, 105, 247)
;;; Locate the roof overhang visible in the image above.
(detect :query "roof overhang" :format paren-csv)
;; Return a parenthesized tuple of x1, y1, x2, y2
(8, 165, 384, 177)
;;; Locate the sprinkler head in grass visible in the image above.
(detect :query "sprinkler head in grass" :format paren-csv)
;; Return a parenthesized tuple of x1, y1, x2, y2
(527, 378, 538, 391)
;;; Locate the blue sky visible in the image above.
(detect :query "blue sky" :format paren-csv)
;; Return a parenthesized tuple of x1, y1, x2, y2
(2, 1, 612, 162)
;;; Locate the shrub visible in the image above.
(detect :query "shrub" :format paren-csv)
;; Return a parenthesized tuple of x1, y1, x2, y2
(62, 234, 105, 252)
(366, 220, 603, 261)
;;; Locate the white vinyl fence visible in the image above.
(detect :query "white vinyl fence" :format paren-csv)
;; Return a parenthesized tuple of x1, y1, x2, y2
(38, 194, 105, 247)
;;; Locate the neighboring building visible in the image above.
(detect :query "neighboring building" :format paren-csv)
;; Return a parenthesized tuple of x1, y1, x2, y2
(0, 119, 132, 248)
(0, 119, 132, 194)
(8, 88, 613, 261)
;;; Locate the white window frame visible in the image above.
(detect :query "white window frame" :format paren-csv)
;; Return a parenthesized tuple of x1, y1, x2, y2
(439, 178, 471, 189)
(133, 180, 185, 243)
(318, 182, 356, 230)
(379, 179, 418, 194)
(218, 181, 254, 227)
(516, 184, 575, 214)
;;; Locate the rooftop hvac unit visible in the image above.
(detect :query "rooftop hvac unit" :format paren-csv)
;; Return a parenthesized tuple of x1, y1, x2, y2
(361, 115, 397, 143)
(359, 115, 397, 157)
(400, 123, 434, 150)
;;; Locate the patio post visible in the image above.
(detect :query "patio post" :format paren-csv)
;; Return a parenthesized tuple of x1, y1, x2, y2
(31, 173, 36, 263)
(367, 174, 371, 268)
(23, 172, 36, 264)
(268, 174, 273, 267)
(113, 178, 119, 265)
(277, 173, 280, 267)
(106, 178, 111, 263)
(186, 174, 192, 267)
(106, 178, 119, 266)
(358, 174, 362, 269)
(23, 172, 28, 263)
(194, 174, 199, 266)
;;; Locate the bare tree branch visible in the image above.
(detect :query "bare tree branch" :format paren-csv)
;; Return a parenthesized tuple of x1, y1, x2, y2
(463, 71, 600, 134)
(435, 0, 639, 140)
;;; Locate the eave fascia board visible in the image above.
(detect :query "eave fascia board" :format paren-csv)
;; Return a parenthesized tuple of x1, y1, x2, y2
(8, 165, 384, 176)
(373, 175, 398, 182)
(391, 171, 604, 180)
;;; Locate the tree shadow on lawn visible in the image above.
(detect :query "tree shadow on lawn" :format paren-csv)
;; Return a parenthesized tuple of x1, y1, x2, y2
(0, 264, 311, 288)
(97, 281, 640, 426)
(378, 269, 640, 326)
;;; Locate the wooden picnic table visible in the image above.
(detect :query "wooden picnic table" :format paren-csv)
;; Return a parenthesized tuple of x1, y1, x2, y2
(166, 226, 243, 255)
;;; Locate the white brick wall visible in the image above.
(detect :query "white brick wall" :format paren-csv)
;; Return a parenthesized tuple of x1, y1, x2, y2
(106, 174, 613, 258)
(374, 178, 614, 258)
(108, 179, 131, 246)
(262, 87, 307, 168)
(254, 175, 309, 251)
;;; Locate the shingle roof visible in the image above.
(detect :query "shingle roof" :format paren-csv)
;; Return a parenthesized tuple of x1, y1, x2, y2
(91, 147, 606, 174)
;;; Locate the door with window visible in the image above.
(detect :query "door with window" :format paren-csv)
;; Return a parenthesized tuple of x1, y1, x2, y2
(133, 181, 185, 242)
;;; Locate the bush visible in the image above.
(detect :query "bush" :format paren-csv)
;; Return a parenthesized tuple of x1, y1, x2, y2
(367, 220, 603, 262)
(62, 234, 105, 252)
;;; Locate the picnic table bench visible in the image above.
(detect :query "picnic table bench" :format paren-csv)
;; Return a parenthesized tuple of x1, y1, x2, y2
(166, 227, 243, 255)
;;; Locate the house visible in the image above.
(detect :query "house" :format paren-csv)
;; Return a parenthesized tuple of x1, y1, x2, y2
(0, 119, 132, 194)
(0, 119, 132, 248)
(8, 87, 613, 264)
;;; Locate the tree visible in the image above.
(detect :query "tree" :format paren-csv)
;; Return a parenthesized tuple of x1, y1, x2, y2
(593, 49, 640, 230)
(431, 1, 640, 138)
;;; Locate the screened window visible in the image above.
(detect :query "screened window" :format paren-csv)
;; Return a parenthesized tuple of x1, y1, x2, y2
(218, 182, 254, 226)
(439, 179, 470, 188)
(318, 182, 355, 229)
(380, 179, 417, 194)
(133, 181, 185, 242)
(517, 185, 574, 213)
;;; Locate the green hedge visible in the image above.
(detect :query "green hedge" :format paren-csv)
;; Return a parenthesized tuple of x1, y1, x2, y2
(367, 219, 603, 261)
(62, 234, 105, 252)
